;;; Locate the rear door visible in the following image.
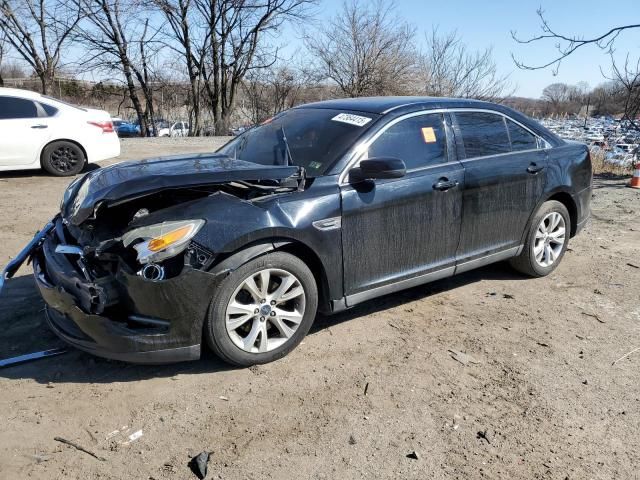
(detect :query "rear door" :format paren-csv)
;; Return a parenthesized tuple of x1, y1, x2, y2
(452, 111, 547, 264)
(0, 96, 52, 167)
(340, 112, 464, 301)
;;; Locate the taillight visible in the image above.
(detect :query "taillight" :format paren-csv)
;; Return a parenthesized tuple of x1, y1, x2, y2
(87, 120, 114, 133)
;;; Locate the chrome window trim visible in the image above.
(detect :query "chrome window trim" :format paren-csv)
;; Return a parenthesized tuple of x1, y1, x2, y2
(451, 148, 542, 164)
(339, 107, 549, 185)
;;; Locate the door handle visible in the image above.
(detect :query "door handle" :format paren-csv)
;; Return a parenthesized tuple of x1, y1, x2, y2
(31, 124, 48, 129)
(433, 178, 459, 191)
(527, 163, 544, 174)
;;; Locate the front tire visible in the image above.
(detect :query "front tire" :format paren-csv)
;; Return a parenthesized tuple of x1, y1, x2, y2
(510, 200, 570, 277)
(41, 141, 86, 176)
(205, 251, 318, 367)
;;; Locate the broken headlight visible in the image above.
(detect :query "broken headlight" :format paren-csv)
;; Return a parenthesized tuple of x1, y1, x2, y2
(121, 220, 205, 264)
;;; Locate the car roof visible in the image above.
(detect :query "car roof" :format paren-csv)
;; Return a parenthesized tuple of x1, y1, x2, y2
(0, 87, 44, 100)
(296, 95, 564, 147)
(297, 96, 494, 115)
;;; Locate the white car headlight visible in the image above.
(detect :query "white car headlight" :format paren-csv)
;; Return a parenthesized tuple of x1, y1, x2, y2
(122, 220, 205, 264)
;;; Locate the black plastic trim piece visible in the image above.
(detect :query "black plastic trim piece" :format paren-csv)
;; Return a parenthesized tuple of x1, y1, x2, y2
(45, 308, 200, 364)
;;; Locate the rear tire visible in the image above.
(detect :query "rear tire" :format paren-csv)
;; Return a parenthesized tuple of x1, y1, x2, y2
(510, 200, 570, 277)
(41, 141, 85, 176)
(205, 251, 318, 367)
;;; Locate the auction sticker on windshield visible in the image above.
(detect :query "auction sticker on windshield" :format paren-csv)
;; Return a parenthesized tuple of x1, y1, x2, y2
(331, 113, 372, 127)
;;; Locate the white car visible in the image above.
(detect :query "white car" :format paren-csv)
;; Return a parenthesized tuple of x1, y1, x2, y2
(158, 121, 190, 137)
(0, 87, 120, 176)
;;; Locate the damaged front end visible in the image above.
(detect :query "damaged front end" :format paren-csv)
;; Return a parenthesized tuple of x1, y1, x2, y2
(3, 154, 306, 363)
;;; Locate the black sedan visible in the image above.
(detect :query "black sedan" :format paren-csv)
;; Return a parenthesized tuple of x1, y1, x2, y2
(1, 97, 592, 366)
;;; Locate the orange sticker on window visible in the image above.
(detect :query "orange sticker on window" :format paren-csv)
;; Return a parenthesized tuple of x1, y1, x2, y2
(421, 127, 436, 143)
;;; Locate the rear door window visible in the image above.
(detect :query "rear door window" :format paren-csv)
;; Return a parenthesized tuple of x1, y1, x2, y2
(366, 113, 447, 170)
(39, 102, 59, 117)
(0, 96, 39, 119)
(454, 112, 510, 159)
(507, 119, 538, 151)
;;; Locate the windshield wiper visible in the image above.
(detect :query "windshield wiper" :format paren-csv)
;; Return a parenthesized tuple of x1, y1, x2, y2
(280, 125, 294, 167)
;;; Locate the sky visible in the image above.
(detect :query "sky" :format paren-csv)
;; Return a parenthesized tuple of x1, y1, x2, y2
(287, 0, 640, 98)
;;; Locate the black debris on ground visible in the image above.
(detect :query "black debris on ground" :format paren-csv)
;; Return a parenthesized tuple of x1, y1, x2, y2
(477, 430, 491, 444)
(189, 451, 211, 479)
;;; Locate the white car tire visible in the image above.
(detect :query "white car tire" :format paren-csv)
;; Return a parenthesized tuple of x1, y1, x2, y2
(41, 141, 86, 176)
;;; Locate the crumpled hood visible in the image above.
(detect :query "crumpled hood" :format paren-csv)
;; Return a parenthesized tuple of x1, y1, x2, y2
(62, 153, 303, 226)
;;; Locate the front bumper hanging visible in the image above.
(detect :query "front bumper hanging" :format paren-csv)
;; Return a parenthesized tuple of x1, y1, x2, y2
(0, 220, 55, 294)
(7, 217, 221, 364)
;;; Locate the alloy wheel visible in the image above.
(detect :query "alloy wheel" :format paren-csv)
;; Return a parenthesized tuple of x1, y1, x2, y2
(533, 212, 566, 268)
(225, 268, 306, 353)
(50, 146, 80, 173)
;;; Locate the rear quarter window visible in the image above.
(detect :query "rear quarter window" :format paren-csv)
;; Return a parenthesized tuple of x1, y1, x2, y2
(39, 102, 59, 117)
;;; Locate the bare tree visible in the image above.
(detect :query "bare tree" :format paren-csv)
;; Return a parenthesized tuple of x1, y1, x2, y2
(540, 82, 590, 116)
(153, 0, 207, 135)
(156, 0, 315, 134)
(512, 10, 640, 124)
(305, 0, 417, 97)
(242, 61, 313, 124)
(76, 0, 162, 135)
(0, 0, 81, 93)
(512, 9, 640, 74)
(199, 0, 316, 132)
(606, 55, 640, 130)
(243, 67, 271, 124)
(541, 82, 571, 109)
(590, 81, 622, 117)
(269, 65, 308, 113)
(0, 31, 6, 86)
(421, 28, 512, 101)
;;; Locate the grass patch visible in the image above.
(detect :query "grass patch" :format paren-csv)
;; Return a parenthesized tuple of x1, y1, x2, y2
(590, 148, 634, 176)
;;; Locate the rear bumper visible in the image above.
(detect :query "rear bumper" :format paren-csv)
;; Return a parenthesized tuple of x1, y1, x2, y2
(573, 185, 592, 236)
(32, 231, 220, 364)
(87, 134, 120, 163)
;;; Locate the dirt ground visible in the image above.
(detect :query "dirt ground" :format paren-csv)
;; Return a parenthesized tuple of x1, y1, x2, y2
(0, 138, 639, 479)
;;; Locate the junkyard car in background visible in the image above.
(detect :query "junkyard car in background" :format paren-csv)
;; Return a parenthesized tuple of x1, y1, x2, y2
(157, 121, 190, 137)
(113, 120, 141, 138)
(1, 97, 592, 366)
(0, 87, 120, 176)
(229, 125, 253, 136)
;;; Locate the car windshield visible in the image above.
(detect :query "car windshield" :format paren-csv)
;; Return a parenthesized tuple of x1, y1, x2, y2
(217, 108, 379, 176)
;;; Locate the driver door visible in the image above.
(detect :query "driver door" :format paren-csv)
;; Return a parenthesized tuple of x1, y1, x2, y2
(340, 112, 464, 305)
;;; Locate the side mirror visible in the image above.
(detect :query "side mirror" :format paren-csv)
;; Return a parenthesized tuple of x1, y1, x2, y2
(350, 157, 406, 182)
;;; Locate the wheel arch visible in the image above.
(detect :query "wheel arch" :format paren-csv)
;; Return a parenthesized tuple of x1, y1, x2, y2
(519, 188, 578, 246)
(208, 237, 332, 313)
(545, 190, 578, 237)
(40, 138, 88, 168)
